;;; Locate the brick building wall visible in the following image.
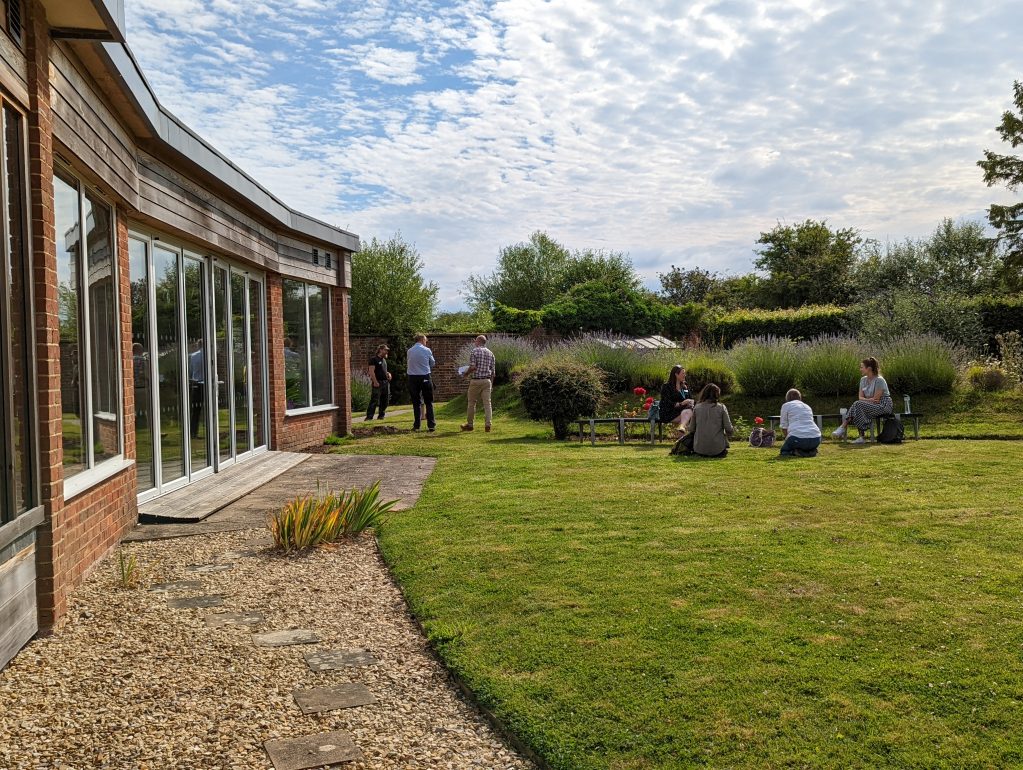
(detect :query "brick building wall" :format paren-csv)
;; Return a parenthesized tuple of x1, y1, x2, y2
(350, 333, 477, 402)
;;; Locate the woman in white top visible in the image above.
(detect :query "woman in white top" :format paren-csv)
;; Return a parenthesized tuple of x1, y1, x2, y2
(778, 389, 822, 457)
(832, 356, 894, 444)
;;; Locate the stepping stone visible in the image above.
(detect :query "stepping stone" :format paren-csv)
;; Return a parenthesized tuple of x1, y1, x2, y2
(264, 731, 360, 770)
(186, 563, 234, 573)
(252, 629, 319, 647)
(292, 683, 377, 714)
(204, 611, 265, 629)
(149, 580, 202, 594)
(167, 594, 225, 609)
(304, 648, 378, 672)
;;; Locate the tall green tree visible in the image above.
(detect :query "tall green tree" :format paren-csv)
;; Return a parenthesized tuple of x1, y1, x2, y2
(755, 219, 861, 308)
(557, 249, 639, 293)
(978, 80, 1023, 291)
(349, 234, 438, 335)
(658, 266, 718, 305)
(464, 231, 571, 310)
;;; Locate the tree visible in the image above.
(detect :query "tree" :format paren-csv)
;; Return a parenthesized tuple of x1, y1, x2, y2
(541, 280, 665, 336)
(349, 234, 438, 335)
(658, 266, 718, 305)
(464, 231, 571, 310)
(557, 249, 639, 293)
(978, 80, 1023, 291)
(755, 220, 861, 308)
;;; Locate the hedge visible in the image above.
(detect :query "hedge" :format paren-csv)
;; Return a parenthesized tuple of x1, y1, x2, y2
(973, 295, 1023, 339)
(711, 305, 850, 347)
(492, 302, 543, 334)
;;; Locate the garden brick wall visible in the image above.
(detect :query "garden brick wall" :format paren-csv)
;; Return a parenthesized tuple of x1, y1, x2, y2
(350, 333, 477, 402)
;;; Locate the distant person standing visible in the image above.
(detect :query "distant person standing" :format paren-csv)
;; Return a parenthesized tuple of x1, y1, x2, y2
(406, 333, 437, 432)
(461, 335, 496, 433)
(365, 344, 391, 420)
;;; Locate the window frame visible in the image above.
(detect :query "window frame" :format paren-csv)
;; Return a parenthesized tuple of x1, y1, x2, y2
(0, 96, 38, 529)
(282, 279, 335, 417)
(54, 163, 128, 499)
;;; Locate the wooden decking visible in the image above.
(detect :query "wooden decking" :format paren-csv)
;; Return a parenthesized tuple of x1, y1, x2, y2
(138, 452, 309, 524)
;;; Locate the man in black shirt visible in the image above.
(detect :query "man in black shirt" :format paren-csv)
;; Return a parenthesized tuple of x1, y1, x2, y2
(365, 344, 391, 420)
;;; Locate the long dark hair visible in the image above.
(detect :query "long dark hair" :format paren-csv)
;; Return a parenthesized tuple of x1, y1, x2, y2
(862, 356, 880, 376)
(666, 365, 685, 390)
(698, 383, 721, 403)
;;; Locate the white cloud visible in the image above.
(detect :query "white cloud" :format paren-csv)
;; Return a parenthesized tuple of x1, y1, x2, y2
(125, 0, 1021, 308)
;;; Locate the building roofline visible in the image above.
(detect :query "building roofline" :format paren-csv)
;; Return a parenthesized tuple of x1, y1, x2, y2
(96, 41, 360, 253)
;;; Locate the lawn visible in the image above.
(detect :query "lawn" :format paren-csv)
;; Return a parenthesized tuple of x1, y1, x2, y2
(333, 394, 1023, 769)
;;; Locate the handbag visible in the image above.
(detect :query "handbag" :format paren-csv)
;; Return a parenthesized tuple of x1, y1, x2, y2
(670, 432, 694, 455)
(748, 427, 775, 448)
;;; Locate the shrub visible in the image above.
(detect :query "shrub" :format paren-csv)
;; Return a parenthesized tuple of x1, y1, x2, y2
(541, 280, 665, 336)
(879, 334, 959, 395)
(675, 350, 736, 396)
(459, 335, 538, 384)
(729, 337, 800, 397)
(351, 371, 372, 412)
(974, 295, 1023, 341)
(797, 336, 863, 396)
(518, 358, 606, 438)
(850, 292, 986, 351)
(492, 302, 543, 334)
(712, 305, 849, 347)
(663, 302, 709, 341)
(556, 335, 661, 392)
(268, 482, 396, 553)
(966, 363, 1010, 392)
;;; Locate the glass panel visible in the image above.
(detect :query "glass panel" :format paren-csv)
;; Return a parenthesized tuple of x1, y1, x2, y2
(4, 106, 30, 515)
(231, 272, 249, 454)
(154, 247, 185, 484)
(214, 267, 231, 462)
(54, 171, 85, 477)
(307, 285, 332, 407)
(248, 280, 265, 448)
(83, 190, 119, 464)
(185, 257, 210, 471)
(281, 279, 308, 409)
(129, 238, 155, 493)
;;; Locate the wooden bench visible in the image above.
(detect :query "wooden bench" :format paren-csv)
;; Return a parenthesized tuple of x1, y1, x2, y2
(768, 412, 923, 440)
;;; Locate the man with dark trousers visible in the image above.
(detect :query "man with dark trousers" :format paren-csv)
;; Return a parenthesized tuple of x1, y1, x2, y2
(365, 344, 391, 420)
(406, 334, 436, 432)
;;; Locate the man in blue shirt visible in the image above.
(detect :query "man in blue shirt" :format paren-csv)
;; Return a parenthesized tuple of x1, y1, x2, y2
(406, 334, 437, 432)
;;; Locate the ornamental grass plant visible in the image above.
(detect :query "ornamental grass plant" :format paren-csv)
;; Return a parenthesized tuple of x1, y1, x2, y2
(797, 336, 864, 396)
(729, 337, 800, 397)
(268, 481, 396, 554)
(880, 334, 960, 395)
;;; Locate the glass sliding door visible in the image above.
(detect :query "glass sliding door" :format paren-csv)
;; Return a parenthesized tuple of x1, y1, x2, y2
(128, 238, 155, 493)
(213, 265, 232, 465)
(184, 256, 211, 476)
(248, 279, 266, 450)
(230, 272, 250, 456)
(153, 246, 185, 488)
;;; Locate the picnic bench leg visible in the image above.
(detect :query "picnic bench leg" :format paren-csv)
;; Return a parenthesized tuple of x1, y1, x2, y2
(590, 420, 596, 446)
(815, 415, 823, 430)
(914, 417, 920, 440)
(618, 418, 625, 445)
(650, 420, 655, 445)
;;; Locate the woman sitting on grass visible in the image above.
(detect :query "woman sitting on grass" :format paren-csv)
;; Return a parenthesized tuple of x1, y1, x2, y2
(779, 389, 822, 457)
(658, 365, 695, 432)
(832, 356, 894, 445)
(690, 383, 734, 457)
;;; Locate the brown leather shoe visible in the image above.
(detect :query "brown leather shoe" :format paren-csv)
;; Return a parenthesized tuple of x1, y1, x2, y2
(485, 425, 492, 433)
(460, 424, 473, 432)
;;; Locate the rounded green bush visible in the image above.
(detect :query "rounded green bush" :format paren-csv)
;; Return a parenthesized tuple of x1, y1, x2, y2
(518, 358, 606, 439)
(729, 337, 800, 398)
(880, 334, 959, 395)
(966, 363, 1010, 392)
(798, 336, 863, 396)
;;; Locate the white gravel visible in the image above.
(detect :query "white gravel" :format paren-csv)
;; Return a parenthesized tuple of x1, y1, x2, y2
(0, 531, 535, 770)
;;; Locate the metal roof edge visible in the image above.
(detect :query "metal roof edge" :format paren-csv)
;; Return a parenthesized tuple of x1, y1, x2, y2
(96, 41, 360, 253)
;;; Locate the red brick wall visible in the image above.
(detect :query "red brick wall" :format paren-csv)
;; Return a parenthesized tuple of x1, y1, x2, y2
(350, 333, 477, 401)
(27, 4, 137, 632)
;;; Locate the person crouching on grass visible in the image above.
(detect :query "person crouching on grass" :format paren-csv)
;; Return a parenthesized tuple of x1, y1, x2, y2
(461, 335, 496, 433)
(778, 389, 822, 457)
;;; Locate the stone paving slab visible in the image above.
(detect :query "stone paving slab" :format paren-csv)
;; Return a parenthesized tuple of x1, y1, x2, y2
(252, 629, 320, 647)
(148, 580, 203, 594)
(292, 683, 377, 714)
(204, 611, 265, 629)
(125, 454, 437, 542)
(264, 731, 361, 770)
(305, 648, 379, 672)
(167, 594, 225, 609)
(186, 563, 234, 573)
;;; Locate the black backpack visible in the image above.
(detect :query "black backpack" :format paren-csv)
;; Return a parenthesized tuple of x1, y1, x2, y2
(878, 416, 904, 444)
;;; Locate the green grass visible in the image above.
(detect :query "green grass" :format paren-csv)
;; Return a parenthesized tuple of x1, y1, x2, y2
(332, 394, 1023, 769)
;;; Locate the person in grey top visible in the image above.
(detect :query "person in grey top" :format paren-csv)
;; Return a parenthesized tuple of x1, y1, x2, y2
(406, 334, 437, 431)
(690, 383, 734, 457)
(832, 356, 894, 444)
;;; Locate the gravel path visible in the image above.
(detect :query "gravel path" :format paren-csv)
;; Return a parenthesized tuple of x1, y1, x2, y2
(0, 531, 534, 770)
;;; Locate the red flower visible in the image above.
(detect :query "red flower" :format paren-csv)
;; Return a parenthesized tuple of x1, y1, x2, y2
(634, 387, 647, 396)
(644, 403, 652, 410)
(754, 417, 764, 425)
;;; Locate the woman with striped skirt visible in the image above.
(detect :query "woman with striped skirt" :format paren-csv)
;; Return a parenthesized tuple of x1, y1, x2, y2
(832, 357, 893, 444)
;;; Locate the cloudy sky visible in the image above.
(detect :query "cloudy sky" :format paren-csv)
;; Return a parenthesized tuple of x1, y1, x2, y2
(124, 0, 1020, 308)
